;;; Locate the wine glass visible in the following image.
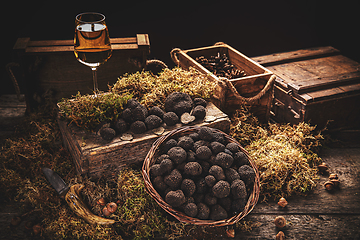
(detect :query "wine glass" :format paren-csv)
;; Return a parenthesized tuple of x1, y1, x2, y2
(74, 12, 112, 94)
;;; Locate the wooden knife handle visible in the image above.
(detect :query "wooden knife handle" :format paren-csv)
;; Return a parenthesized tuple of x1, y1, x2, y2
(64, 184, 115, 225)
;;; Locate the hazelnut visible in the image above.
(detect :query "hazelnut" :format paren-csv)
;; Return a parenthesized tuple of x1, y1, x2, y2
(106, 202, 118, 214)
(96, 197, 106, 206)
(276, 231, 285, 240)
(277, 197, 288, 208)
(330, 179, 340, 188)
(317, 162, 328, 173)
(329, 173, 338, 180)
(324, 181, 334, 191)
(274, 216, 286, 228)
(102, 206, 111, 217)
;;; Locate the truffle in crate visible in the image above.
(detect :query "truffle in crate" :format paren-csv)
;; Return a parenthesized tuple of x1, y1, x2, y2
(142, 126, 260, 226)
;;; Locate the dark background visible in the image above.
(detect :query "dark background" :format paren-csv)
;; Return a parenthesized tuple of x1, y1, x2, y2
(2, 0, 359, 95)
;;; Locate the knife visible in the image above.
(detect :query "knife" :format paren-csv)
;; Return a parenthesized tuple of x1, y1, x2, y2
(42, 168, 115, 225)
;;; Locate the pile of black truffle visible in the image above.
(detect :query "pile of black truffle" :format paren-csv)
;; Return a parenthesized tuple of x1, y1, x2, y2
(149, 126, 255, 221)
(99, 92, 207, 141)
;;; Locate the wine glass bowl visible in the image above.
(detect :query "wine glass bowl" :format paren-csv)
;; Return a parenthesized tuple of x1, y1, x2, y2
(74, 12, 112, 92)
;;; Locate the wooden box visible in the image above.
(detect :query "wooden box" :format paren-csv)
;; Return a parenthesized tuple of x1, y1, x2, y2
(171, 43, 274, 123)
(57, 102, 230, 178)
(252, 46, 360, 130)
(12, 34, 150, 109)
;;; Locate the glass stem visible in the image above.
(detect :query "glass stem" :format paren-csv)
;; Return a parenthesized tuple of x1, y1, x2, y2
(91, 67, 98, 94)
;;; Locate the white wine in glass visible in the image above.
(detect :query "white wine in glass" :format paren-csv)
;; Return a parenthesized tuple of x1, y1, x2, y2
(74, 12, 112, 93)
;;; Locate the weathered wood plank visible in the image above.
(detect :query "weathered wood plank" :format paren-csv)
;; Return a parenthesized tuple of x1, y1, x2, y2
(252, 46, 340, 66)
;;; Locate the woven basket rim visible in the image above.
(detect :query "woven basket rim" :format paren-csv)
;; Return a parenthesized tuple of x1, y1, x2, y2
(142, 125, 260, 226)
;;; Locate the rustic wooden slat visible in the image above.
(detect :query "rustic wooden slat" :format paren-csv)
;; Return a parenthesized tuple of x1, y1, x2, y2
(252, 46, 340, 66)
(136, 34, 150, 46)
(13, 37, 30, 50)
(27, 38, 138, 47)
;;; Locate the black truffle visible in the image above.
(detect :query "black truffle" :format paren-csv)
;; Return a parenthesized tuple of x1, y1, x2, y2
(238, 165, 255, 186)
(210, 141, 225, 155)
(231, 179, 247, 199)
(191, 105, 206, 120)
(225, 168, 240, 183)
(126, 98, 140, 109)
(164, 169, 183, 189)
(195, 146, 212, 160)
(177, 136, 194, 151)
(163, 139, 177, 152)
(197, 203, 210, 219)
(226, 142, 240, 153)
(233, 151, 249, 167)
(159, 158, 173, 174)
(148, 106, 165, 119)
(100, 127, 116, 141)
(184, 162, 203, 176)
(181, 179, 196, 196)
(130, 120, 147, 134)
(198, 127, 214, 141)
(210, 204, 228, 220)
(165, 92, 194, 117)
(165, 190, 186, 207)
(193, 98, 207, 107)
(145, 114, 163, 130)
(150, 164, 162, 177)
(114, 118, 128, 134)
(186, 150, 196, 162)
(212, 132, 226, 145)
(184, 202, 198, 217)
(163, 112, 179, 126)
(208, 165, 225, 180)
(212, 180, 230, 198)
(189, 132, 200, 142)
(195, 178, 208, 194)
(132, 104, 148, 121)
(193, 140, 211, 151)
(153, 176, 167, 192)
(218, 197, 232, 212)
(205, 175, 217, 187)
(231, 197, 246, 213)
(167, 147, 187, 165)
(215, 152, 234, 168)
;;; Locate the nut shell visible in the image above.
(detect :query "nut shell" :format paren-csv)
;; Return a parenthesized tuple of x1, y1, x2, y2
(329, 173, 338, 180)
(277, 197, 288, 208)
(324, 181, 334, 191)
(276, 231, 285, 240)
(106, 202, 118, 214)
(274, 216, 286, 228)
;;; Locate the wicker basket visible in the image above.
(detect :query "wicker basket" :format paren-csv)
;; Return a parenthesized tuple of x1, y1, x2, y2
(142, 126, 260, 226)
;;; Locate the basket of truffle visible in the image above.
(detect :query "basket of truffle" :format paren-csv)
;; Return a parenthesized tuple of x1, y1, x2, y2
(142, 126, 260, 226)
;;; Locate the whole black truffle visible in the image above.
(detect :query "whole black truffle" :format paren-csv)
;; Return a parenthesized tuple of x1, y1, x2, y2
(205, 175, 217, 187)
(132, 104, 148, 121)
(238, 165, 255, 186)
(181, 179, 196, 196)
(225, 168, 240, 183)
(210, 141, 226, 155)
(231, 197, 246, 213)
(149, 164, 162, 177)
(167, 147, 187, 165)
(193, 140, 211, 151)
(193, 98, 207, 107)
(159, 158, 173, 174)
(148, 106, 165, 119)
(204, 193, 217, 206)
(100, 127, 116, 141)
(153, 176, 167, 192)
(130, 120, 147, 134)
(198, 127, 214, 141)
(195, 178, 208, 194)
(215, 152, 234, 168)
(210, 204, 228, 220)
(231, 179, 247, 199)
(177, 136, 194, 151)
(164, 169, 183, 189)
(186, 150, 196, 162)
(233, 151, 249, 167)
(197, 203, 210, 219)
(126, 98, 140, 109)
(218, 197, 232, 212)
(163, 139, 177, 152)
(212, 132, 226, 145)
(226, 142, 240, 153)
(114, 118, 128, 134)
(209, 165, 225, 180)
(145, 114, 163, 130)
(165, 92, 194, 117)
(189, 132, 200, 142)
(165, 190, 186, 207)
(184, 203, 198, 217)
(195, 146, 212, 160)
(191, 105, 206, 120)
(163, 112, 179, 126)
(212, 180, 230, 198)
(184, 162, 203, 176)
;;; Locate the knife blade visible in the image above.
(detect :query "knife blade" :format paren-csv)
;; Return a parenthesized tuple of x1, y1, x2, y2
(42, 168, 115, 225)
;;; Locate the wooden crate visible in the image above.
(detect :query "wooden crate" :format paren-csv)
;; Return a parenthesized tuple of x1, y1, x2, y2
(171, 43, 274, 123)
(12, 34, 150, 109)
(57, 102, 230, 178)
(252, 46, 360, 130)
